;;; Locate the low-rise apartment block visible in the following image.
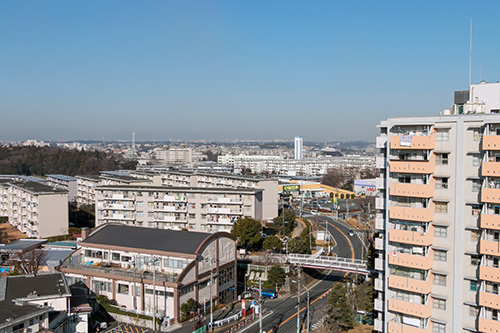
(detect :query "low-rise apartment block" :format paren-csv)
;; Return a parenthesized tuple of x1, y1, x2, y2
(46, 174, 78, 202)
(95, 185, 263, 232)
(0, 180, 68, 238)
(60, 224, 237, 325)
(374, 82, 500, 332)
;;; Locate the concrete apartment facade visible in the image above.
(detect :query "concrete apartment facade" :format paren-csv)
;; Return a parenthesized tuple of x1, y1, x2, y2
(46, 174, 78, 202)
(0, 180, 68, 238)
(94, 185, 263, 232)
(60, 224, 237, 325)
(374, 82, 500, 332)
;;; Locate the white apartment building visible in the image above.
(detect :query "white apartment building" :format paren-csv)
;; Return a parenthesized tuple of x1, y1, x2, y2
(46, 174, 78, 202)
(0, 180, 68, 238)
(95, 185, 264, 232)
(294, 136, 303, 160)
(155, 148, 193, 165)
(60, 224, 237, 325)
(76, 175, 101, 207)
(374, 82, 500, 333)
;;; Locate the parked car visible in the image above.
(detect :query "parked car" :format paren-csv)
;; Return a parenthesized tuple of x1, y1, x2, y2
(311, 210, 320, 216)
(348, 229, 355, 237)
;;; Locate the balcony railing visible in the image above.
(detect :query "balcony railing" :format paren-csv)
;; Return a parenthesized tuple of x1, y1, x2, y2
(389, 157, 435, 174)
(482, 162, 500, 177)
(480, 265, 500, 284)
(479, 291, 500, 310)
(388, 249, 433, 270)
(478, 317, 500, 333)
(388, 274, 433, 294)
(389, 206, 434, 222)
(481, 188, 500, 204)
(480, 240, 500, 256)
(390, 133, 435, 150)
(389, 181, 434, 198)
(388, 226, 434, 246)
(481, 214, 500, 230)
(387, 298, 432, 318)
(387, 321, 431, 333)
(483, 135, 500, 150)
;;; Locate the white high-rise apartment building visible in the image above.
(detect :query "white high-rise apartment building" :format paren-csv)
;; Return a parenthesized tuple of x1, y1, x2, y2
(374, 82, 500, 332)
(294, 136, 303, 160)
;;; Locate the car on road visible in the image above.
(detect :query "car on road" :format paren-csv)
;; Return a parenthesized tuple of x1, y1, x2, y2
(311, 210, 320, 216)
(348, 229, 355, 236)
(261, 289, 278, 299)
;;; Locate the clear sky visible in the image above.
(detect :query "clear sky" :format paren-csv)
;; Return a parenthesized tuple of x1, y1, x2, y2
(1, 1, 500, 142)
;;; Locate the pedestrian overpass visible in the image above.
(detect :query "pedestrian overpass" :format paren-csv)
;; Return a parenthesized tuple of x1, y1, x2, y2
(287, 253, 369, 275)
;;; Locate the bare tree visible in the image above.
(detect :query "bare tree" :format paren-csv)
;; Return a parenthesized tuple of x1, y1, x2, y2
(11, 249, 48, 275)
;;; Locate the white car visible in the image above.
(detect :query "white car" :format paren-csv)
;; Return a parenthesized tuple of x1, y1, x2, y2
(311, 210, 320, 216)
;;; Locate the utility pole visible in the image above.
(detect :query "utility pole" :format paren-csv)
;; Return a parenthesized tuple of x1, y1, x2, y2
(151, 257, 158, 332)
(259, 280, 263, 333)
(296, 267, 301, 333)
(132, 259, 137, 312)
(210, 258, 215, 332)
(306, 287, 310, 333)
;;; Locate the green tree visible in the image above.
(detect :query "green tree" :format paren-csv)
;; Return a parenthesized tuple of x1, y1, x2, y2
(288, 236, 309, 254)
(324, 282, 356, 331)
(262, 235, 283, 252)
(231, 217, 262, 248)
(265, 265, 286, 290)
(180, 298, 199, 319)
(273, 208, 295, 236)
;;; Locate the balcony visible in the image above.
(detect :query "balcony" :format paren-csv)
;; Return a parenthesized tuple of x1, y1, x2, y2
(376, 156, 386, 169)
(389, 206, 433, 222)
(480, 240, 500, 256)
(389, 182, 434, 198)
(481, 214, 500, 230)
(390, 133, 435, 150)
(388, 321, 431, 333)
(154, 206, 187, 213)
(374, 318, 384, 332)
(389, 158, 435, 174)
(387, 298, 432, 318)
(479, 291, 500, 310)
(375, 217, 385, 230)
(388, 274, 433, 294)
(388, 250, 433, 270)
(483, 135, 500, 150)
(481, 162, 500, 177)
(481, 188, 500, 204)
(478, 317, 500, 333)
(376, 136, 387, 148)
(388, 226, 434, 246)
(375, 197, 385, 210)
(155, 195, 187, 202)
(375, 258, 384, 271)
(376, 177, 385, 190)
(375, 237, 384, 250)
(375, 277, 384, 291)
(374, 296, 384, 311)
(480, 265, 500, 283)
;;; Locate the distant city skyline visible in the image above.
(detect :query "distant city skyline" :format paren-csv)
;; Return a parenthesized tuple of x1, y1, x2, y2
(1, 1, 500, 142)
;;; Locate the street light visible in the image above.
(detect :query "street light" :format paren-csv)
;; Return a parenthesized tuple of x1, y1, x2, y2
(291, 276, 311, 333)
(130, 259, 137, 312)
(149, 257, 160, 332)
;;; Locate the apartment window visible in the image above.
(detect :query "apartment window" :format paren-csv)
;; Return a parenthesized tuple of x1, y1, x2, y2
(148, 212, 154, 218)
(470, 280, 478, 291)
(433, 298, 446, 310)
(137, 211, 143, 217)
(435, 202, 448, 213)
(472, 205, 481, 216)
(434, 250, 447, 262)
(189, 213, 196, 219)
(435, 177, 448, 189)
(112, 252, 120, 261)
(471, 255, 481, 266)
(435, 129, 449, 141)
(137, 201, 143, 207)
(471, 230, 481, 241)
(432, 322, 445, 333)
(472, 180, 482, 192)
(436, 153, 449, 165)
(472, 154, 482, 166)
(434, 226, 447, 238)
(469, 305, 479, 316)
(433, 274, 446, 286)
(118, 284, 129, 295)
(473, 128, 482, 141)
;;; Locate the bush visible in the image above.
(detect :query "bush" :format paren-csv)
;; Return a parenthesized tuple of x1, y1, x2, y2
(97, 295, 109, 305)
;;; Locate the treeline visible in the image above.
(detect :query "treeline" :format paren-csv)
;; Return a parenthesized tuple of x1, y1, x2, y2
(0, 146, 124, 176)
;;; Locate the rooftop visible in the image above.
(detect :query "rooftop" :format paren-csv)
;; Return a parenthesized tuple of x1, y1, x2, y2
(8, 181, 68, 195)
(46, 174, 77, 182)
(3, 273, 70, 301)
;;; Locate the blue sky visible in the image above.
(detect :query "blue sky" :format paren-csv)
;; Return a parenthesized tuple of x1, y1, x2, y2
(1, 1, 500, 142)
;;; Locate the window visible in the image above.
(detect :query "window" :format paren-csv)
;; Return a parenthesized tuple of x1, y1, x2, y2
(436, 129, 449, 141)
(433, 274, 446, 286)
(470, 255, 481, 266)
(433, 298, 446, 310)
(472, 154, 482, 166)
(472, 180, 482, 192)
(112, 252, 120, 261)
(472, 205, 481, 216)
(470, 280, 478, 291)
(435, 202, 448, 213)
(473, 128, 482, 141)
(189, 213, 196, 219)
(432, 322, 445, 333)
(436, 153, 449, 165)
(137, 211, 143, 217)
(434, 226, 447, 238)
(469, 305, 479, 316)
(137, 201, 143, 207)
(118, 284, 129, 295)
(435, 177, 448, 189)
(471, 230, 481, 241)
(434, 250, 447, 262)
(148, 212, 154, 218)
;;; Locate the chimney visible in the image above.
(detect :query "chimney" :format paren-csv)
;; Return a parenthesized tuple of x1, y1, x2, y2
(81, 227, 89, 241)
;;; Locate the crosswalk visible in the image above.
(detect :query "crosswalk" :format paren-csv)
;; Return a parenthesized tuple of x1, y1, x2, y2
(311, 315, 326, 330)
(105, 323, 151, 333)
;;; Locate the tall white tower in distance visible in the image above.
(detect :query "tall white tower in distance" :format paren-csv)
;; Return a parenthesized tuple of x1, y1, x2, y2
(294, 136, 303, 160)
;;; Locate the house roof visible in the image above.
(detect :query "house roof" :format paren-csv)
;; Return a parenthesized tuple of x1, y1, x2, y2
(4, 273, 70, 301)
(83, 224, 230, 255)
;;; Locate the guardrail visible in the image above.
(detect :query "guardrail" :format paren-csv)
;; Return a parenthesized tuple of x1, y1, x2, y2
(287, 253, 368, 273)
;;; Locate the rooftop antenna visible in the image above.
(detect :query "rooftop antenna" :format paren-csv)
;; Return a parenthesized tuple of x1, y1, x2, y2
(132, 132, 136, 154)
(469, 16, 472, 87)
